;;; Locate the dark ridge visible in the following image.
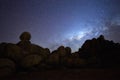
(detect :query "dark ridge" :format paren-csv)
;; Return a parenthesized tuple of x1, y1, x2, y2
(0, 32, 120, 77)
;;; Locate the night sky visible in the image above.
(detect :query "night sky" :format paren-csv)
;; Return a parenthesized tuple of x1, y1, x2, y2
(0, 0, 120, 52)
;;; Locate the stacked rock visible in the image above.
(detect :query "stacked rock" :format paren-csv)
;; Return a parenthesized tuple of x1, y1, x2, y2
(17, 32, 32, 54)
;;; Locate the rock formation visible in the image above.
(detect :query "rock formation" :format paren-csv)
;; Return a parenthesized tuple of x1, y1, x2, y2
(0, 32, 120, 76)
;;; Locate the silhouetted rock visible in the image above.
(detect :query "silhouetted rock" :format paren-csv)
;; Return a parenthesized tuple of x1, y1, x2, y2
(17, 32, 32, 53)
(17, 32, 49, 59)
(48, 46, 72, 67)
(19, 32, 31, 41)
(0, 42, 8, 57)
(98, 35, 105, 40)
(29, 44, 50, 69)
(43, 48, 50, 61)
(66, 52, 86, 67)
(4, 43, 23, 62)
(65, 47, 72, 55)
(0, 32, 120, 75)
(20, 54, 43, 68)
(47, 50, 59, 65)
(78, 35, 120, 67)
(30, 44, 48, 57)
(0, 58, 16, 77)
(44, 48, 50, 55)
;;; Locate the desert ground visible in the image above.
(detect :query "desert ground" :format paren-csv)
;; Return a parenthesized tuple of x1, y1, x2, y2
(1, 68, 120, 80)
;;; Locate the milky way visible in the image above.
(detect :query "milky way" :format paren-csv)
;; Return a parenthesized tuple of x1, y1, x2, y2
(0, 0, 120, 52)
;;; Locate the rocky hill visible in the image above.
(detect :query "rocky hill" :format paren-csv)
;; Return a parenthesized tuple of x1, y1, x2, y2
(0, 32, 120, 77)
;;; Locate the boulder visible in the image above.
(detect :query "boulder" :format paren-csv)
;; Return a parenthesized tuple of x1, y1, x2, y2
(5, 43, 23, 62)
(21, 54, 43, 68)
(19, 32, 31, 41)
(0, 58, 16, 77)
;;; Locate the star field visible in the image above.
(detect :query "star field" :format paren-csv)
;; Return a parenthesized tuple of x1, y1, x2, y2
(0, 0, 120, 52)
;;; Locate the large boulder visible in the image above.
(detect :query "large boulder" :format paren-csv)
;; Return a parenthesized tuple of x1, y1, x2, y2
(57, 46, 66, 57)
(17, 40, 31, 55)
(0, 58, 16, 77)
(17, 32, 32, 53)
(0, 42, 7, 57)
(20, 54, 43, 68)
(19, 32, 31, 41)
(72, 52, 87, 67)
(78, 35, 120, 67)
(5, 43, 23, 62)
(65, 47, 72, 55)
(47, 46, 72, 66)
(47, 50, 59, 65)
(64, 55, 86, 67)
(30, 44, 49, 59)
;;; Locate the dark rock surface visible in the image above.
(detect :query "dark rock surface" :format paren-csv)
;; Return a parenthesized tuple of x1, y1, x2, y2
(0, 32, 120, 79)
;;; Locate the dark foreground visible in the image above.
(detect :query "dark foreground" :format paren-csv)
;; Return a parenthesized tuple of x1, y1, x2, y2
(1, 69, 120, 80)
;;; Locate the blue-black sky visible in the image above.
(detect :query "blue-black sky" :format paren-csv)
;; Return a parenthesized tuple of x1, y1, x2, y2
(0, 0, 120, 52)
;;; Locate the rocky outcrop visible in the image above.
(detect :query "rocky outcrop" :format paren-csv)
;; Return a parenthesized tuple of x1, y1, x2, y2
(20, 54, 43, 68)
(0, 58, 16, 77)
(78, 35, 120, 67)
(5, 43, 23, 62)
(0, 32, 120, 76)
(17, 32, 32, 54)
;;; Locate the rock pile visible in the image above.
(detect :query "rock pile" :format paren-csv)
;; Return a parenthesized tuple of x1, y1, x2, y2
(0, 32, 120, 76)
